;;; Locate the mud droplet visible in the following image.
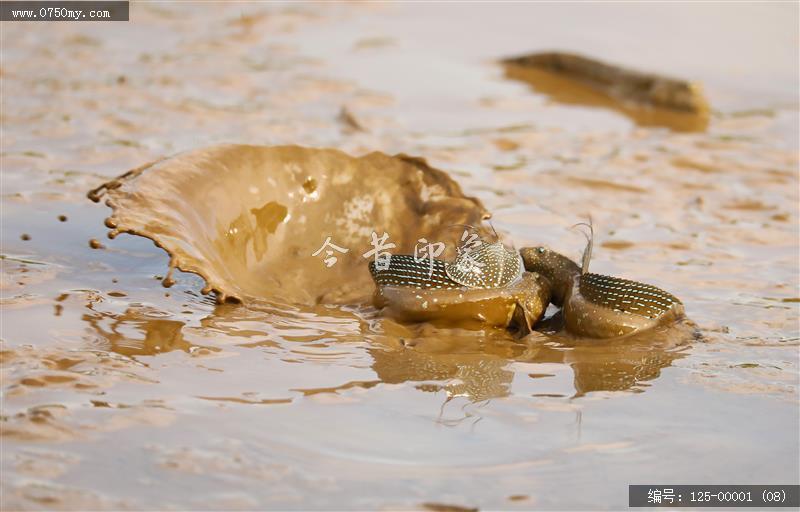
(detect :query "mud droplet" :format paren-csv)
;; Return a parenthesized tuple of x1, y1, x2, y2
(162, 266, 176, 288)
(20, 233, 31, 241)
(338, 106, 366, 133)
(89, 238, 105, 249)
(302, 177, 317, 194)
(57, 215, 68, 222)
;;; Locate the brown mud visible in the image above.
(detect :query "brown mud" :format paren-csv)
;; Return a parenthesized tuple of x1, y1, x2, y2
(1, 3, 798, 511)
(88, 144, 489, 304)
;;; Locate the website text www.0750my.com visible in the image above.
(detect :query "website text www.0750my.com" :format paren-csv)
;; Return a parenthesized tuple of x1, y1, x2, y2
(1, 1, 129, 21)
(9, 7, 111, 20)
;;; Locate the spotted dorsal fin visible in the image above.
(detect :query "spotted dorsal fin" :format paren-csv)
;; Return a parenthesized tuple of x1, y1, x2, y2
(578, 273, 681, 319)
(368, 255, 459, 289)
(445, 242, 522, 289)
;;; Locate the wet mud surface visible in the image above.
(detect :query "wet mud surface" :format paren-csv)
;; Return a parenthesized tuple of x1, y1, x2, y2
(1, 3, 798, 510)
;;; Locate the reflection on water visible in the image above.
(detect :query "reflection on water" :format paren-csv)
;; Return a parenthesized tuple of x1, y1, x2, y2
(83, 304, 216, 357)
(558, 333, 690, 397)
(370, 320, 690, 400)
(80, 299, 690, 401)
(370, 341, 517, 402)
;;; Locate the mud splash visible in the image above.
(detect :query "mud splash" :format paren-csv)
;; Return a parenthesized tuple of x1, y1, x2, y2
(88, 145, 489, 305)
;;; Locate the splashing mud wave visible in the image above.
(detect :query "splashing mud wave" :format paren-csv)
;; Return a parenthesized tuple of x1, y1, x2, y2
(89, 145, 489, 305)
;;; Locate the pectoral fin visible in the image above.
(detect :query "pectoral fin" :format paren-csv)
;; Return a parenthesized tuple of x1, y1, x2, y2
(511, 301, 535, 337)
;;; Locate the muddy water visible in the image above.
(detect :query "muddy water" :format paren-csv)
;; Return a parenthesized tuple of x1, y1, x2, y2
(1, 3, 798, 511)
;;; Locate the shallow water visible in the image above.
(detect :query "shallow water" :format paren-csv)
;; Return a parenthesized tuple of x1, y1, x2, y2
(1, 3, 799, 510)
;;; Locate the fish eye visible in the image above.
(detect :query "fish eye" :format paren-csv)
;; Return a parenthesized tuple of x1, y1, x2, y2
(536, 247, 546, 254)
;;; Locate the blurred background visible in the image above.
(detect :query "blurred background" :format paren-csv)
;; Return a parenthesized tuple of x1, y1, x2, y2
(1, 3, 798, 510)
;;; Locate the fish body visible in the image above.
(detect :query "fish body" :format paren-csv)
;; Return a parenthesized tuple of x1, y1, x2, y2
(369, 242, 546, 335)
(377, 272, 550, 334)
(520, 246, 684, 339)
(564, 273, 684, 338)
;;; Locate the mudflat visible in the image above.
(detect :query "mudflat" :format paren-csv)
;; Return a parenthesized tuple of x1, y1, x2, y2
(1, 3, 798, 510)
